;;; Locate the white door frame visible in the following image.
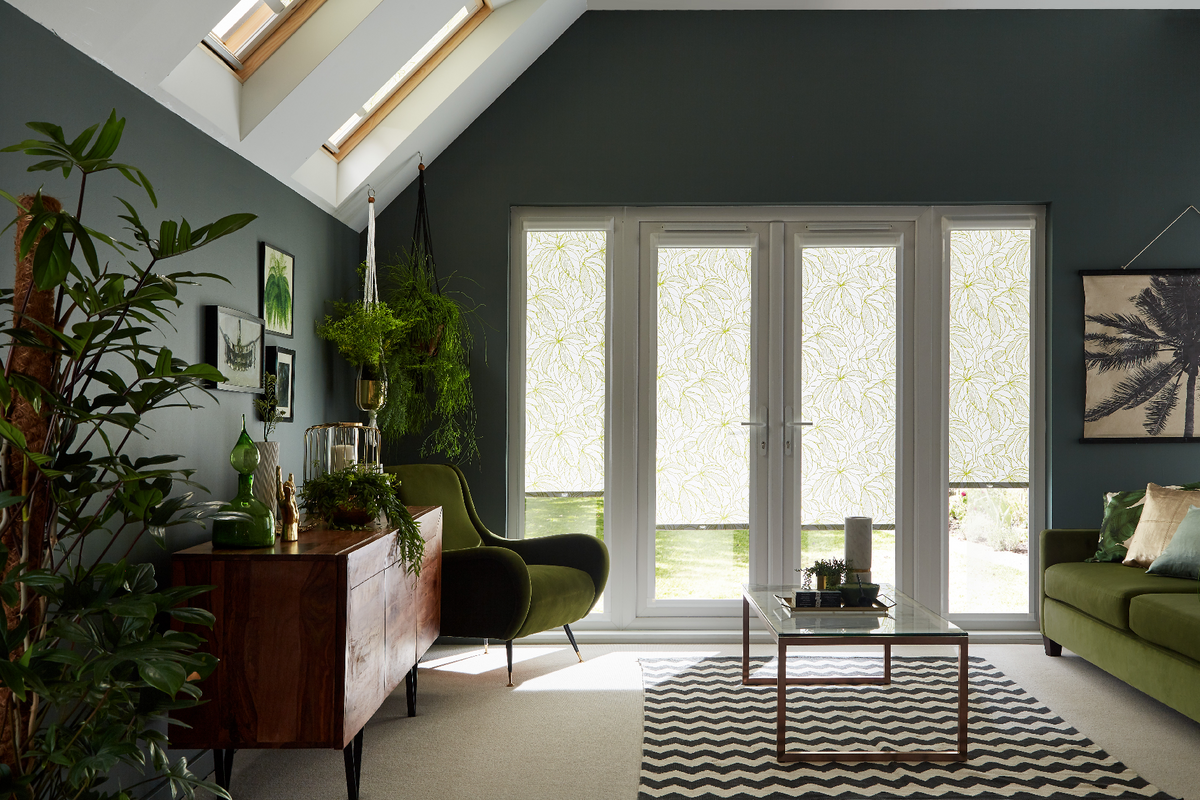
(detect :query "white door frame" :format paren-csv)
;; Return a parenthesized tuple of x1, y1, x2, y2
(509, 205, 1046, 633)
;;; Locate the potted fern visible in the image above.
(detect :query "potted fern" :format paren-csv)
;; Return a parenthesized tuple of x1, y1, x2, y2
(298, 465, 424, 574)
(378, 247, 479, 461)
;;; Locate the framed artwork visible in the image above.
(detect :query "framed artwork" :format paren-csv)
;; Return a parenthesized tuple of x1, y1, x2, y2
(266, 346, 295, 422)
(1082, 269, 1200, 441)
(204, 305, 265, 393)
(260, 242, 294, 338)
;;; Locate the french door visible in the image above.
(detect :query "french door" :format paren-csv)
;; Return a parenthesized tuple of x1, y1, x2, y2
(509, 207, 1044, 632)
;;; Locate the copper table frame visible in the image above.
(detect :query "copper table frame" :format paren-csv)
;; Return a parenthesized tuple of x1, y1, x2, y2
(742, 593, 969, 763)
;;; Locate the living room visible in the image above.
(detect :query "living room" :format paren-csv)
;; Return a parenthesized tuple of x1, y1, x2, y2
(2, 1, 1200, 798)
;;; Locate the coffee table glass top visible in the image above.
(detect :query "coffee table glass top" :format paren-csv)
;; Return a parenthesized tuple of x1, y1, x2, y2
(743, 583, 964, 638)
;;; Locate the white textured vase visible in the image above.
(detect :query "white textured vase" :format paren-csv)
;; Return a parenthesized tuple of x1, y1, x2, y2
(844, 516, 873, 583)
(253, 441, 280, 521)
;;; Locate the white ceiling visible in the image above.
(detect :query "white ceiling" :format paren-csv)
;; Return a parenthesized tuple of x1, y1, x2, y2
(8, 0, 1200, 230)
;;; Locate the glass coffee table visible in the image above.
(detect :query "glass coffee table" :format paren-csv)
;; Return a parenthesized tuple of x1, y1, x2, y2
(742, 583, 969, 763)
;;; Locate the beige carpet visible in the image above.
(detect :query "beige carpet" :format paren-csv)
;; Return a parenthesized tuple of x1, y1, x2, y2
(207, 642, 1200, 800)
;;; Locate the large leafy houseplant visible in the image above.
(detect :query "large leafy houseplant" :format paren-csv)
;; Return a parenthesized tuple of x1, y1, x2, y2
(0, 112, 254, 799)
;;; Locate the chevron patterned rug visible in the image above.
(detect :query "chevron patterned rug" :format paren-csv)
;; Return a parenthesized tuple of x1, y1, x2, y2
(639, 656, 1177, 800)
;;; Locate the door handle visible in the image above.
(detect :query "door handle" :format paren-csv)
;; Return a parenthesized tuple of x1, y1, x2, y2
(740, 406, 768, 456)
(783, 407, 812, 457)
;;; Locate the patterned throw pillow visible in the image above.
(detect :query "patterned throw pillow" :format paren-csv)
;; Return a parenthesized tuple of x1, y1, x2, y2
(1090, 481, 1200, 563)
(1124, 483, 1200, 568)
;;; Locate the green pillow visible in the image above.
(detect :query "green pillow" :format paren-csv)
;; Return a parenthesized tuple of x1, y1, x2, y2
(1090, 482, 1200, 563)
(1147, 505, 1200, 580)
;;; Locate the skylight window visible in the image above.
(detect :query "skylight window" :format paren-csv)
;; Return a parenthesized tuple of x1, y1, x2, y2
(204, 0, 313, 74)
(324, 1, 485, 157)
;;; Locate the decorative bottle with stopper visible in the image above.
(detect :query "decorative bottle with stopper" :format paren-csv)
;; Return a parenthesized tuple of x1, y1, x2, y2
(211, 415, 276, 547)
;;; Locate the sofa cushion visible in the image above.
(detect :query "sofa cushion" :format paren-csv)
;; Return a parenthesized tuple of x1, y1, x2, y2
(1043, 562, 1198, 629)
(1130, 593, 1200, 664)
(1148, 505, 1200, 581)
(1124, 483, 1200, 568)
(1090, 481, 1200, 563)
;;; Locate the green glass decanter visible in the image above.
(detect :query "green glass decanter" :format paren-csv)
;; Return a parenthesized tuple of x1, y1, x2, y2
(211, 415, 276, 548)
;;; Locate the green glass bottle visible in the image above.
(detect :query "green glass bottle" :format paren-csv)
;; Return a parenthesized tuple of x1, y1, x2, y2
(212, 415, 276, 548)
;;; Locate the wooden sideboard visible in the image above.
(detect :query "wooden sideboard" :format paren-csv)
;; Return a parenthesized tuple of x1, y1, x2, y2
(171, 506, 442, 799)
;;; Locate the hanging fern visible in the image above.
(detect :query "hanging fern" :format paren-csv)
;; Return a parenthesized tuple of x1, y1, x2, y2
(378, 247, 480, 462)
(263, 249, 292, 330)
(316, 298, 410, 369)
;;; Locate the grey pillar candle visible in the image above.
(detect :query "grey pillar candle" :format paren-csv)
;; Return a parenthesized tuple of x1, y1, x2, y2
(844, 516, 872, 583)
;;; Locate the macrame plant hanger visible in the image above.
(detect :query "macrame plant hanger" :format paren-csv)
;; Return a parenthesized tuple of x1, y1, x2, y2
(412, 158, 441, 296)
(355, 187, 387, 428)
(411, 156, 445, 357)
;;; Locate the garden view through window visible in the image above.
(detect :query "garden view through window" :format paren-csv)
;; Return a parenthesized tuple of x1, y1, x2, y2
(517, 212, 1038, 622)
(523, 231, 606, 612)
(947, 228, 1032, 614)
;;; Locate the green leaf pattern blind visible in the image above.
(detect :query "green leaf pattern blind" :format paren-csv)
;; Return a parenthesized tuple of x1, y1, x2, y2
(656, 247, 752, 526)
(524, 231, 606, 493)
(801, 247, 897, 526)
(948, 230, 1031, 484)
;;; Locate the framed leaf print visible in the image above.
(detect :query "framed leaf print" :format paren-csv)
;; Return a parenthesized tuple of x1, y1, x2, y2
(266, 346, 295, 422)
(204, 305, 265, 393)
(1083, 269, 1200, 441)
(260, 242, 294, 338)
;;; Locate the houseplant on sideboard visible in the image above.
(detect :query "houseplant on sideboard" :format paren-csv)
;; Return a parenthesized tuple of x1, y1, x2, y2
(298, 464, 424, 574)
(0, 112, 253, 799)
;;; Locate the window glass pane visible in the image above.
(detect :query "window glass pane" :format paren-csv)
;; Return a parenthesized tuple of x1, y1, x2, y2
(799, 246, 896, 588)
(524, 231, 606, 610)
(947, 229, 1031, 614)
(655, 247, 751, 600)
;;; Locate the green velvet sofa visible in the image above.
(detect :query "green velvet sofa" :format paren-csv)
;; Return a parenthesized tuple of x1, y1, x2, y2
(1040, 528, 1200, 723)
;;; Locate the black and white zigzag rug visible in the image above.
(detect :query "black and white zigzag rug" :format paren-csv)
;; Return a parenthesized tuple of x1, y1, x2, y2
(639, 656, 1177, 800)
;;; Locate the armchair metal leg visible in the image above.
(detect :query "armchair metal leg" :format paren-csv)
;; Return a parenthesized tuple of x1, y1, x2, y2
(506, 639, 514, 687)
(564, 624, 583, 662)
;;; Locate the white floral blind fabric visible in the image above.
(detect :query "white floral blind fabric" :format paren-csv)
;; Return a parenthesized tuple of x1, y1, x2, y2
(800, 247, 897, 526)
(524, 231, 606, 494)
(656, 247, 752, 527)
(948, 229, 1031, 484)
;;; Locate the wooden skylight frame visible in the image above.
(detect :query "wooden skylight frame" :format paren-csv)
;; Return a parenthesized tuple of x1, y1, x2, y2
(203, 0, 328, 83)
(323, 0, 493, 162)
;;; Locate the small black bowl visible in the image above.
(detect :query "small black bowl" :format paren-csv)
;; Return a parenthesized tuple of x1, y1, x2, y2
(837, 582, 880, 607)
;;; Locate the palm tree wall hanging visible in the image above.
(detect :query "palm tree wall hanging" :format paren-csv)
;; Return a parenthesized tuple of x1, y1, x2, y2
(1083, 269, 1200, 440)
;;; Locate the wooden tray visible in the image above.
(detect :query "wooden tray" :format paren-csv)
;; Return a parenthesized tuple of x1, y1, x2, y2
(775, 594, 893, 615)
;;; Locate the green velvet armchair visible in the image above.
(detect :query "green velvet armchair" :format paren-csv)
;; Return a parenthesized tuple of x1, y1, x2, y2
(387, 463, 609, 686)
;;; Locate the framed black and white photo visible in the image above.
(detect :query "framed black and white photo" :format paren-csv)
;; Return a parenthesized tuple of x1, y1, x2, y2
(205, 305, 265, 393)
(266, 346, 295, 422)
(260, 242, 294, 338)
(1083, 269, 1200, 441)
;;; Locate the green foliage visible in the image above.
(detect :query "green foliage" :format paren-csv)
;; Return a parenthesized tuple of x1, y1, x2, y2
(298, 465, 424, 575)
(254, 372, 282, 441)
(315, 299, 410, 370)
(263, 250, 291, 330)
(0, 112, 250, 799)
(801, 558, 848, 588)
(378, 248, 479, 462)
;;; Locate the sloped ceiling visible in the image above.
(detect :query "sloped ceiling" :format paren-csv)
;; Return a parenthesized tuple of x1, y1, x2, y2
(7, 0, 1200, 230)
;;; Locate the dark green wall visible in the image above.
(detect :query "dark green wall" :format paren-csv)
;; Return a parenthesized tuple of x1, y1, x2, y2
(372, 9, 1200, 532)
(0, 2, 362, 570)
